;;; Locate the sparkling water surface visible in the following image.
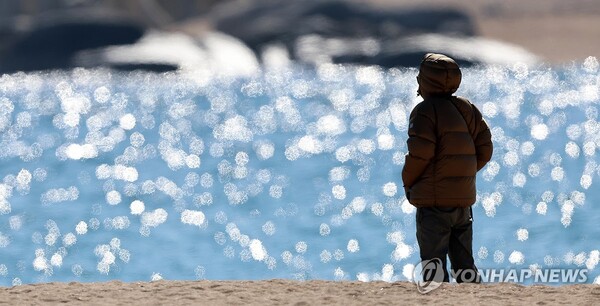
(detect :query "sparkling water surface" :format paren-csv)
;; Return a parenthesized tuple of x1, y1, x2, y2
(1, 58, 600, 286)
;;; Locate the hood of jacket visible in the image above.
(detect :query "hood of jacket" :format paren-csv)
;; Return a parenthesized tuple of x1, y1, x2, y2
(417, 53, 462, 96)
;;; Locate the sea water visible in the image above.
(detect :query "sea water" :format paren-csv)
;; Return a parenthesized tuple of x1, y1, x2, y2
(0, 58, 599, 286)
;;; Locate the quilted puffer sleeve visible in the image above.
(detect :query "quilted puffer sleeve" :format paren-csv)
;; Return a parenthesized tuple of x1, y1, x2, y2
(472, 105, 493, 171)
(402, 103, 437, 188)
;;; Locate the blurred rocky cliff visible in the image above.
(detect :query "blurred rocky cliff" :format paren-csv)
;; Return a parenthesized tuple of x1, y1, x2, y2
(0, 0, 540, 74)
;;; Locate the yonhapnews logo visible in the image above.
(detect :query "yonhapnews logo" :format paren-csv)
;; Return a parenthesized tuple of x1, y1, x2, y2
(412, 258, 444, 294)
(411, 258, 590, 294)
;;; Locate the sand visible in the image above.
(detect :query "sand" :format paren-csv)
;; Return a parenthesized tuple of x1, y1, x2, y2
(1, 280, 598, 305)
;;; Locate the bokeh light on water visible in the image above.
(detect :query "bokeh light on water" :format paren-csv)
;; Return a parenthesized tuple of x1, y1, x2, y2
(0, 57, 600, 285)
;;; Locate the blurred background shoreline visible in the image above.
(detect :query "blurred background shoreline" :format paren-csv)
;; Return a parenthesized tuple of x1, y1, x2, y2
(370, 0, 600, 65)
(1, 0, 598, 74)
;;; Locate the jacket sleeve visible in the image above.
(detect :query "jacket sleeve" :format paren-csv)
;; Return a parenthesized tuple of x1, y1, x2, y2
(402, 103, 436, 188)
(472, 105, 493, 171)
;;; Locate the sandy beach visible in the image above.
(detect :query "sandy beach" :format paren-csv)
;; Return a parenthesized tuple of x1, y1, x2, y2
(1, 280, 598, 305)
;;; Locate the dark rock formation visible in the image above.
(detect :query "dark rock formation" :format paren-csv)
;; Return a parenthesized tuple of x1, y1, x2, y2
(0, 8, 144, 73)
(208, 0, 479, 67)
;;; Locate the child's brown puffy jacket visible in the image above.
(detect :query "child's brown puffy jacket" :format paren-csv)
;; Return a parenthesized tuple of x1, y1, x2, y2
(402, 53, 493, 207)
